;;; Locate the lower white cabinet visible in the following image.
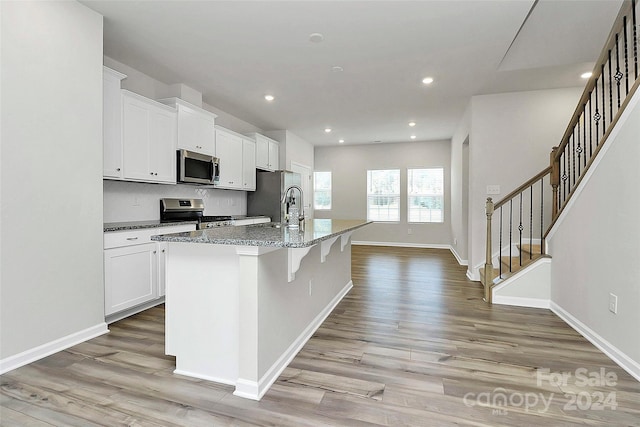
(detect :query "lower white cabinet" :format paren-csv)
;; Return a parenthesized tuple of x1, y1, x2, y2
(104, 243, 158, 316)
(103, 224, 194, 320)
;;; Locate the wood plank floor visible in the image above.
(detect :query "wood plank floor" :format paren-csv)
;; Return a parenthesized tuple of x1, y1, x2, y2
(2, 246, 638, 426)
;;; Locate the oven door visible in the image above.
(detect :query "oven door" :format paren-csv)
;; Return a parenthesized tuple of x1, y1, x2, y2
(178, 150, 219, 185)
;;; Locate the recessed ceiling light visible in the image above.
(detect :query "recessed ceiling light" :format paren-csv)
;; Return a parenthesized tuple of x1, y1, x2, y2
(338, 139, 344, 144)
(309, 33, 324, 43)
(422, 77, 434, 85)
(581, 72, 593, 79)
(410, 135, 417, 140)
(332, 66, 344, 73)
(408, 121, 416, 127)
(264, 94, 274, 101)
(324, 128, 332, 133)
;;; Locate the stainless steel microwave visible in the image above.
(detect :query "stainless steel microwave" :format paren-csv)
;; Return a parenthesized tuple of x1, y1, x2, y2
(177, 149, 220, 185)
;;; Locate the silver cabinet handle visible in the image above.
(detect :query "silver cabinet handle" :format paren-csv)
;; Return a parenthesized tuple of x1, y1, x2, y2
(162, 249, 166, 253)
(150, 172, 154, 175)
(126, 237, 138, 241)
(153, 250, 157, 254)
(116, 168, 121, 171)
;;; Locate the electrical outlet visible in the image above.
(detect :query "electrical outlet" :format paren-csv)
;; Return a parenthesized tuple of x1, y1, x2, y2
(486, 185, 501, 195)
(609, 293, 618, 314)
(407, 228, 413, 235)
(454, 238, 458, 245)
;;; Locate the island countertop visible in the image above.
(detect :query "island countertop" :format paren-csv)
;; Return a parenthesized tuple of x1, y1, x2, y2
(151, 219, 370, 248)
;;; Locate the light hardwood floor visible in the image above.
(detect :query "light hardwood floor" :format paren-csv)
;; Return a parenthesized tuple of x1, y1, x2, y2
(1, 246, 638, 426)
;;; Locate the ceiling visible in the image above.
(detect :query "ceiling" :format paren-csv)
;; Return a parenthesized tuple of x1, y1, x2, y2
(83, 0, 623, 146)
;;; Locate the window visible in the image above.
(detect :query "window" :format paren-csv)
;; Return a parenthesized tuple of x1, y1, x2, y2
(408, 168, 444, 223)
(367, 169, 400, 221)
(313, 171, 332, 210)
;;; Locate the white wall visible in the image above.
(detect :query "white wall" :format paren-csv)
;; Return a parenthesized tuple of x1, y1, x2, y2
(1, 2, 105, 360)
(450, 104, 471, 263)
(314, 140, 452, 246)
(547, 90, 640, 371)
(466, 87, 583, 277)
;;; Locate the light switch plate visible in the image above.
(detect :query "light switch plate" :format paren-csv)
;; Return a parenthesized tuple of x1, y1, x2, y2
(487, 185, 501, 195)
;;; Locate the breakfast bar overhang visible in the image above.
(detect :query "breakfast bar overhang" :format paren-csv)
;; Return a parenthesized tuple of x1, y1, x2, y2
(152, 219, 371, 400)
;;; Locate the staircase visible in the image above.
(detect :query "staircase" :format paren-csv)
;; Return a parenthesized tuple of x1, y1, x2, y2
(482, 0, 639, 303)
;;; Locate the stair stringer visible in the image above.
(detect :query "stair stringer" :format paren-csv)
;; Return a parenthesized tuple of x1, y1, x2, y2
(492, 257, 551, 309)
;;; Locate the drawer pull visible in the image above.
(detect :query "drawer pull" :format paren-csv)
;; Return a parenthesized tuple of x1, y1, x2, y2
(126, 237, 139, 241)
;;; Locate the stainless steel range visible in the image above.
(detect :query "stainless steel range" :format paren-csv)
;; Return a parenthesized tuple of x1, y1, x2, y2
(160, 198, 234, 229)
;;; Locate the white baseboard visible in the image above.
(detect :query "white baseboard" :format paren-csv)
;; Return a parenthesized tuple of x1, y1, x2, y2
(467, 269, 480, 282)
(233, 280, 354, 401)
(0, 322, 109, 374)
(106, 296, 165, 324)
(493, 295, 550, 309)
(449, 246, 468, 266)
(550, 302, 640, 382)
(352, 241, 451, 249)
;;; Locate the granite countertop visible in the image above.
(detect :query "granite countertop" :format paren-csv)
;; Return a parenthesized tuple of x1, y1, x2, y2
(103, 220, 199, 232)
(103, 216, 270, 232)
(151, 219, 371, 248)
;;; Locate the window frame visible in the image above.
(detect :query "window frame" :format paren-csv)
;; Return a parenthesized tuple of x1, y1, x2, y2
(366, 169, 401, 222)
(407, 167, 445, 224)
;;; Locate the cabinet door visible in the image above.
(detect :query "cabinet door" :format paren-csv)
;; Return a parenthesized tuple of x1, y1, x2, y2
(103, 69, 124, 179)
(104, 243, 158, 316)
(177, 105, 215, 155)
(242, 138, 256, 191)
(150, 107, 177, 184)
(122, 94, 152, 181)
(268, 140, 279, 170)
(215, 129, 243, 189)
(255, 137, 269, 170)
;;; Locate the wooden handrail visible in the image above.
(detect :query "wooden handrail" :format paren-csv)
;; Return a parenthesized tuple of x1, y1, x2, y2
(494, 167, 551, 209)
(553, 0, 634, 161)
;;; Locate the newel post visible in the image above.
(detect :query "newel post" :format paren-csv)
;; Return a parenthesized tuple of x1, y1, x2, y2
(550, 146, 560, 218)
(483, 197, 494, 303)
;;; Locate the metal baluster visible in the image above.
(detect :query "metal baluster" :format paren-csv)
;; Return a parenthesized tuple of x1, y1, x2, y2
(615, 33, 622, 109)
(499, 207, 503, 279)
(529, 185, 533, 260)
(563, 149, 568, 205)
(594, 77, 600, 144)
(633, 0, 638, 79)
(519, 193, 523, 267)
(571, 131, 576, 188)
(583, 104, 587, 168)
(624, 16, 629, 95)
(509, 200, 513, 273)
(576, 120, 582, 177)
(589, 95, 593, 157)
(609, 50, 613, 126)
(602, 63, 606, 135)
(540, 177, 544, 254)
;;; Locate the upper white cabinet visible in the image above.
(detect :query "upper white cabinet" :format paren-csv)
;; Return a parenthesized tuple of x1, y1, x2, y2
(122, 90, 177, 184)
(242, 138, 256, 191)
(215, 126, 244, 190)
(103, 67, 127, 179)
(158, 98, 216, 156)
(215, 126, 257, 191)
(247, 133, 279, 171)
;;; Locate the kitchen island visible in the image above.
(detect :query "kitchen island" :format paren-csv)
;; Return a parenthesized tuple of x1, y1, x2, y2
(151, 219, 370, 400)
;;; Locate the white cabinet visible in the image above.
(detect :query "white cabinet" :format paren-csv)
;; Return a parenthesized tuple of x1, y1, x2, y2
(158, 98, 216, 155)
(247, 133, 279, 171)
(215, 126, 251, 190)
(104, 224, 195, 319)
(103, 67, 127, 179)
(104, 242, 158, 316)
(122, 90, 177, 184)
(242, 138, 256, 191)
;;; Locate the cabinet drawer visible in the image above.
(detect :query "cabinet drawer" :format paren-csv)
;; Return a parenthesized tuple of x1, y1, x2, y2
(104, 229, 155, 249)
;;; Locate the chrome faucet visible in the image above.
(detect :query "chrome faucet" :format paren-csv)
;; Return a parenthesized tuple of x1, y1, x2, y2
(281, 185, 305, 226)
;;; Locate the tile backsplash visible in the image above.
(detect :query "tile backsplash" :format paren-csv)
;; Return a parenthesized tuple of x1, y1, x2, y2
(103, 180, 246, 223)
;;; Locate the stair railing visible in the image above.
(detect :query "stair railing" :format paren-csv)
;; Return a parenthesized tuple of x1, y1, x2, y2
(483, 0, 639, 303)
